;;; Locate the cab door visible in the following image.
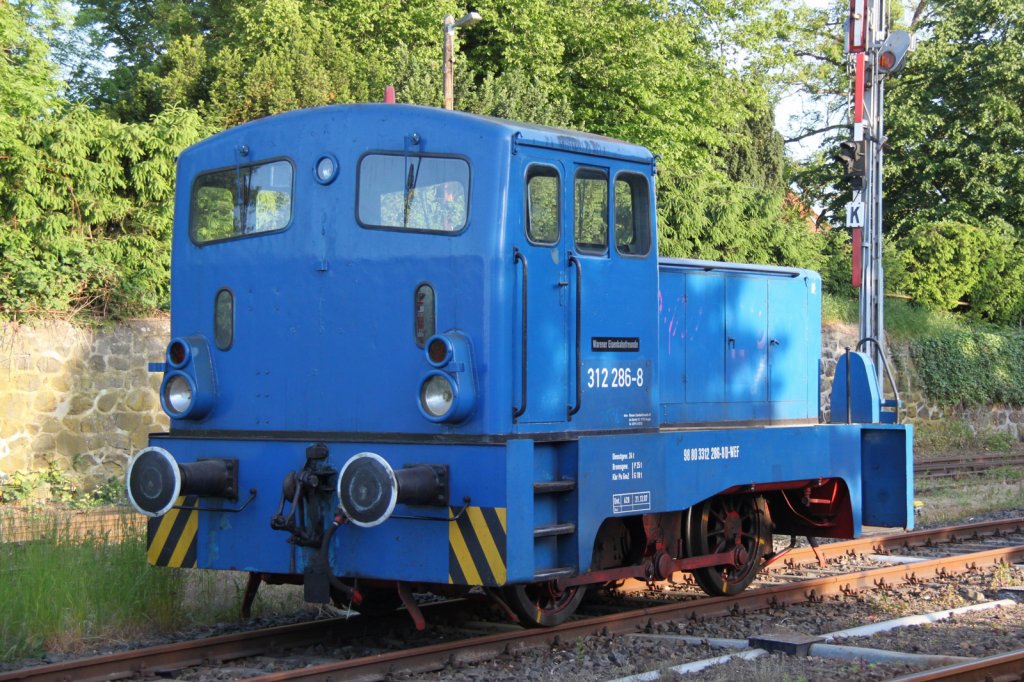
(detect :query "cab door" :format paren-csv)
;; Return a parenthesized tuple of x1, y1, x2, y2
(567, 163, 658, 431)
(512, 154, 571, 425)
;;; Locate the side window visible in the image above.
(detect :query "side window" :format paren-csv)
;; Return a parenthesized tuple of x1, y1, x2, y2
(214, 288, 234, 350)
(358, 154, 469, 232)
(574, 168, 608, 254)
(526, 165, 559, 244)
(191, 159, 293, 244)
(614, 173, 652, 256)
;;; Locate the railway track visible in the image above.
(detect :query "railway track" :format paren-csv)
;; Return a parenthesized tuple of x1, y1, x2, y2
(890, 649, 1024, 681)
(4, 517, 1024, 682)
(916, 451, 1024, 480)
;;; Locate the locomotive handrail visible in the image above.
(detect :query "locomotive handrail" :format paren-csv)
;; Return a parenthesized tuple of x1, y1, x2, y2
(513, 248, 528, 421)
(391, 497, 471, 523)
(171, 488, 257, 514)
(567, 253, 582, 419)
(856, 336, 902, 422)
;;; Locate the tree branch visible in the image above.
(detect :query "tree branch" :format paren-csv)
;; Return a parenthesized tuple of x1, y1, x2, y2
(784, 124, 851, 144)
(911, 0, 929, 30)
(794, 50, 846, 68)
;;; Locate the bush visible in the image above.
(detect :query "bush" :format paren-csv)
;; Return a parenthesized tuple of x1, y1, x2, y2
(910, 329, 1024, 405)
(901, 220, 986, 311)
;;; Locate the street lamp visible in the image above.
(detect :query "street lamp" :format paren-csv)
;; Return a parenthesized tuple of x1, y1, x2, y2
(443, 11, 482, 110)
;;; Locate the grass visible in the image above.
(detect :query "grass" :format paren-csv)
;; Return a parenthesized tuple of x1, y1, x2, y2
(821, 292, 969, 341)
(0, 509, 181, 660)
(913, 419, 1015, 455)
(0, 507, 308, 662)
(821, 292, 858, 326)
(914, 466, 1024, 525)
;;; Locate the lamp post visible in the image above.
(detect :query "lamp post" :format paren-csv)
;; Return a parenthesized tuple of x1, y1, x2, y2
(443, 11, 482, 110)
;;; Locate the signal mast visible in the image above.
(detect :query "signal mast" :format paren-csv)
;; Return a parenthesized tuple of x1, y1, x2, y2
(842, 0, 912, 385)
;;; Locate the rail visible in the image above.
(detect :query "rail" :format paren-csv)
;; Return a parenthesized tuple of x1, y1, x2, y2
(7, 518, 1023, 682)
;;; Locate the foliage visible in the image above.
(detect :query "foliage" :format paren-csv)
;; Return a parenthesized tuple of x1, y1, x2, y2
(0, 0, 877, 318)
(899, 220, 986, 311)
(885, 0, 1024, 241)
(0, 105, 209, 317)
(910, 330, 1024, 405)
(0, 462, 76, 504)
(0, 465, 125, 508)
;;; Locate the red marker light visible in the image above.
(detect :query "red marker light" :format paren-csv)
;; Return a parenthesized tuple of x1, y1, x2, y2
(427, 338, 448, 365)
(168, 340, 188, 366)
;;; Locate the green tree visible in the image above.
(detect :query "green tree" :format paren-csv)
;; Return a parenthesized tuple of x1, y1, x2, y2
(885, 0, 1024, 240)
(1, 2, 209, 317)
(900, 220, 986, 311)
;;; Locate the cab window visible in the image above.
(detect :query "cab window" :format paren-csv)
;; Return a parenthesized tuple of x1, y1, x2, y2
(574, 168, 608, 254)
(614, 173, 651, 256)
(526, 165, 559, 244)
(358, 154, 469, 232)
(191, 159, 293, 244)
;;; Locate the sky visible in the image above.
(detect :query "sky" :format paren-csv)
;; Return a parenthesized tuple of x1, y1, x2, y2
(774, 0, 839, 160)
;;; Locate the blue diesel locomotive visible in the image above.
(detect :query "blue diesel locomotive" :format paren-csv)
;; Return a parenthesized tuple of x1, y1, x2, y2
(126, 103, 913, 627)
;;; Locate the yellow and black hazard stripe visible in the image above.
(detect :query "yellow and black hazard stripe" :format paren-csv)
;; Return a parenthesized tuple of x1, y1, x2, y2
(146, 496, 198, 567)
(448, 506, 507, 586)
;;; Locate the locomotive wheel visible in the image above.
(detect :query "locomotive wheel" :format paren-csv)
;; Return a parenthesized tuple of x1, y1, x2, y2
(685, 495, 771, 596)
(503, 581, 586, 627)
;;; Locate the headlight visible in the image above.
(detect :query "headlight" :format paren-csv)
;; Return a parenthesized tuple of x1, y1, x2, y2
(162, 373, 195, 416)
(420, 373, 455, 418)
(158, 336, 217, 420)
(417, 332, 477, 424)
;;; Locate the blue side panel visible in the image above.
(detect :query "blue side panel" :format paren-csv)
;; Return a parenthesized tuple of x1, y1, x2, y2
(725, 276, 768, 405)
(861, 425, 914, 529)
(658, 261, 820, 425)
(685, 274, 726, 403)
(657, 269, 687, 405)
(768, 278, 805, 405)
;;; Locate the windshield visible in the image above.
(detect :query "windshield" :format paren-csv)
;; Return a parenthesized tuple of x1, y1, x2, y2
(357, 154, 469, 232)
(191, 159, 293, 244)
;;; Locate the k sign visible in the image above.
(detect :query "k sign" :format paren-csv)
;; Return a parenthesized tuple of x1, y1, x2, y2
(846, 201, 865, 228)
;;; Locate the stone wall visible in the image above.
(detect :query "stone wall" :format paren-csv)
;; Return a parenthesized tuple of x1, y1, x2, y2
(820, 322, 1024, 440)
(0, 319, 170, 488)
(2, 318, 1022, 492)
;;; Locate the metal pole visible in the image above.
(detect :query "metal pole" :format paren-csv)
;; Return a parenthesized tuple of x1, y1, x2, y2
(443, 15, 455, 110)
(855, 0, 887, 385)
